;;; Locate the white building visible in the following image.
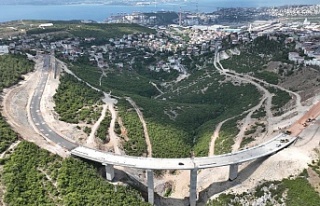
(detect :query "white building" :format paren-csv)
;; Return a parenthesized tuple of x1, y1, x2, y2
(288, 52, 304, 64)
(0, 45, 9, 55)
(38, 23, 53, 28)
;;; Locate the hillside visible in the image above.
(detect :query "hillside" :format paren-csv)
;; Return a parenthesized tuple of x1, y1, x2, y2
(0, 54, 150, 206)
(1, 141, 149, 206)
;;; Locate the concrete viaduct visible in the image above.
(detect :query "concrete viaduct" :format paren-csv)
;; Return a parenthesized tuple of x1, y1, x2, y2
(71, 134, 296, 206)
(30, 55, 297, 206)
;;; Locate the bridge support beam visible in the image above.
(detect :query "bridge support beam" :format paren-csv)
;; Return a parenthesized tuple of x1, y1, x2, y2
(189, 169, 198, 206)
(229, 163, 238, 181)
(146, 170, 154, 205)
(104, 164, 115, 181)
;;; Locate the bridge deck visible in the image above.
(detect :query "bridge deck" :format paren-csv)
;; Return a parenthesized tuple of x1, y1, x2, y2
(71, 133, 296, 170)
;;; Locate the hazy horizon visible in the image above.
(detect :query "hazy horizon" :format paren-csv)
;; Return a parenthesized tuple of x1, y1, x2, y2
(1, 0, 320, 22)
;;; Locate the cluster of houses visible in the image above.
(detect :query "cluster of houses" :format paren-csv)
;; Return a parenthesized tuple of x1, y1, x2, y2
(289, 39, 320, 67)
(264, 5, 320, 17)
(3, 15, 320, 71)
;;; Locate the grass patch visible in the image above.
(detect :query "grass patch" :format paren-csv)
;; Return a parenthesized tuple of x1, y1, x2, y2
(268, 87, 292, 114)
(240, 137, 255, 148)
(254, 71, 279, 85)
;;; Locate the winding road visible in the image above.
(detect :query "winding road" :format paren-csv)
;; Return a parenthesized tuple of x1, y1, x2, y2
(209, 49, 306, 154)
(24, 54, 318, 206)
(28, 55, 299, 170)
(29, 55, 77, 150)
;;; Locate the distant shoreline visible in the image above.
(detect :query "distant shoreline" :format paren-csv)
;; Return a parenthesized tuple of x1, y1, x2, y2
(0, 1, 320, 23)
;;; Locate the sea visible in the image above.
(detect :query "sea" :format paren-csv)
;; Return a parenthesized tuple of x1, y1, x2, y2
(0, 0, 320, 23)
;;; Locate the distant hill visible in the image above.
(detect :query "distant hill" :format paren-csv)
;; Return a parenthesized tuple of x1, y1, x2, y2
(0, 0, 184, 6)
(26, 21, 155, 43)
(0, 0, 116, 5)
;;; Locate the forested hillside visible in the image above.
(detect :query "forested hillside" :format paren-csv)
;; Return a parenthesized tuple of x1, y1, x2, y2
(0, 54, 34, 153)
(0, 54, 34, 91)
(68, 54, 261, 158)
(0, 54, 149, 206)
(53, 74, 103, 124)
(1, 141, 150, 206)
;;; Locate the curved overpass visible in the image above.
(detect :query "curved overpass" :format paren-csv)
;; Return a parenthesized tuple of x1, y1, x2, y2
(30, 56, 297, 206)
(71, 133, 295, 170)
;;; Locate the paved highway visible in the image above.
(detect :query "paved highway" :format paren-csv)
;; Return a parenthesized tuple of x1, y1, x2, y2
(31, 55, 297, 170)
(29, 55, 77, 150)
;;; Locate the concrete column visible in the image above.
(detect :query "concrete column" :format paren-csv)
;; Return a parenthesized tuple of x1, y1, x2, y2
(146, 170, 154, 205)
(229, 164, 239, 181)
(105, 164, 115, 181)
(189, 169, 198, 206)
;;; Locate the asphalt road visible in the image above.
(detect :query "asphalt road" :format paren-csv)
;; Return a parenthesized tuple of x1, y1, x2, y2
(29, 55, 77, 150)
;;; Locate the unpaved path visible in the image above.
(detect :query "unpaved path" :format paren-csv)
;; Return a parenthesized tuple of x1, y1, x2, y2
(209, 118, 232, 156)
(103, 93, 122, 155)
(86, 104, 108, 148)
(58, 60, 122, 154)
(126, 97, 153, 157)
(0, 141, 21, 159)
(214, 52, 274, 150)
(150, 81, 164, 95)
(215, 50, 304, 144)
(232, 97, 267, 152)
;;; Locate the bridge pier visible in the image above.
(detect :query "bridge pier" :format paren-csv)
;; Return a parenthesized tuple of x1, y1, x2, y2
(104, 164, 115, 181)
(189, 169, 198, 206)
(146, 170, 154, 205)
(229, 163, 238, 181)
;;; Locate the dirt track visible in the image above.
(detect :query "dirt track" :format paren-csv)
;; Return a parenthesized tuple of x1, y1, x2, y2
(289, 101, 320, 136)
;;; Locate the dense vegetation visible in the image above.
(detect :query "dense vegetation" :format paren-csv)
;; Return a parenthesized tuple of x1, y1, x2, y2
(1, 141, 150, 206)
(53, 74, 103, 124)
(59, 34, 298, 158)
(0, 54, 34, 153)
(96, 112, 112, 142)
(118, 99, 147, 156)
(67, 46, 263, 157)
(0, 54, 34, 91)
(269, 87, 292, 115)
(0, 113, 18, 153)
